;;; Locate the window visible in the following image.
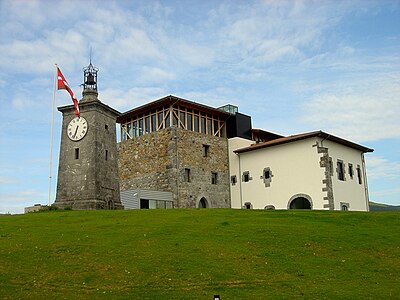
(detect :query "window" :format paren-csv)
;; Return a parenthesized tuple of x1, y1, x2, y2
(74, 148, 79, 159)
(127, 123, 132, 138)
(341, 202, 350, 211)
(180, 111, 186, 128)
(145, 116, 150, 133)
(244, 202, 253, 209)
(138, 119, 144, 136)
(211, 172, 218, 184)
(194, 115, 199, 132)
(213, 119, 220, 136)
(187, 114, 193, 131)
(165, 111, 171, 128)
(357, 165, 362, 184)
(201, 117, 206, 133)
(230, 175, 237, 186)
(348, 163, 354, 179)
(203, 144, 209, 157)
(121, 129, 126, 141)
(151, 114, 157, 132)
(173, 110, 178, 126)
(207, 119, 212, 135)
(105, 124, 109, 131)
(262, 167, 273, 187)
(337, 160, 345, 181)
(105, 150, 108, 161)
(157, 112, 164, 130)
(184, 168, 191, 182)
(133, 120, 138, 137)
(243, 171, 251, 182)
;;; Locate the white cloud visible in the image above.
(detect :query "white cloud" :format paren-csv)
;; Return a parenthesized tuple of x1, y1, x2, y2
(100, 87, 168, 112)
(0, 189, 44, 214)
(302, 72, 400, 142)
(137, 67, 176, 84)
(365, 156, 400, 180)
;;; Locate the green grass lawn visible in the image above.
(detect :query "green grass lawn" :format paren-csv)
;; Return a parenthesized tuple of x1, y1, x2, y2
(1, 209, 399, 299)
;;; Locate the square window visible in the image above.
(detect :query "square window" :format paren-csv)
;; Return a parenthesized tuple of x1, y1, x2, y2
(211, 172, 218, 184)
(231, 175, 237, 185)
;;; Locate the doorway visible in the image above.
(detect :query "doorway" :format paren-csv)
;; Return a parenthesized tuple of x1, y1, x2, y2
(198, 197, 209, 208)
(288, 194, 312, 209)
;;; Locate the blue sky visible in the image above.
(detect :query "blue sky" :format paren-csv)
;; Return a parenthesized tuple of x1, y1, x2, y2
(0, 0, 399, 214)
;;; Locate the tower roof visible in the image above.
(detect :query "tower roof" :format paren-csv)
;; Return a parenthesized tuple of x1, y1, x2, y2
(118, 95, 232, 124)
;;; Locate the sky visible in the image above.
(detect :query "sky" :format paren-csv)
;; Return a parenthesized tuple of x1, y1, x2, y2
(0, 0, 399, 214)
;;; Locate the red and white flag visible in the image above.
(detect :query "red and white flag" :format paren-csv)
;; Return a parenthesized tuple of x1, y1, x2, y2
(57, 67, 80, 117)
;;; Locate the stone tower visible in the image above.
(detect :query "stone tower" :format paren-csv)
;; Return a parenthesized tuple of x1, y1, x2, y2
(54, 62, 123, 210)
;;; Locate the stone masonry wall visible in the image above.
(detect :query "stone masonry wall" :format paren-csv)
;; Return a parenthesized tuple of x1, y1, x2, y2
(118, 128, 172, 192)
(175, 127, 230, 208)
(118, 126, 230, 208)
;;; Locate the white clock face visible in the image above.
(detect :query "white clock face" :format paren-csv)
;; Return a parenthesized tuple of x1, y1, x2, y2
(67, 117, 88, 141)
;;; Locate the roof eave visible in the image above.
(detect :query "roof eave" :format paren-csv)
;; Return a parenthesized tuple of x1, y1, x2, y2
(234, 130, 374, 154)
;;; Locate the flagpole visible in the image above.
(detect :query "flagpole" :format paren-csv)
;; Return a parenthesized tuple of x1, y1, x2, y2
(48, 64, 57, 206)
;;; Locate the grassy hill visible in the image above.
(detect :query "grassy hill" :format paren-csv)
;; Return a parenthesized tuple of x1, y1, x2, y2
(369, 201, 400, 212)
(1, 209, 399, 299)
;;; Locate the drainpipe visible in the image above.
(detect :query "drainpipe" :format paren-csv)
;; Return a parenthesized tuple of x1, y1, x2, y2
(236, 152, 243, 208)
(361, 153, 370, 211)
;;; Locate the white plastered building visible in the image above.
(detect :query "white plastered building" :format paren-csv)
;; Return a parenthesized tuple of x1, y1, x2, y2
(228, 131, 373, 211)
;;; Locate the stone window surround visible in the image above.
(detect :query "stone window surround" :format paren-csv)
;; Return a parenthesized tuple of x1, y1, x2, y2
(340, 202, 350, 211)
(287, 193, 313, 210)
(260, 167, 273, 187)
(242, 171, 252, 182)
(264, 205, 275, 210)
(243, 202, 253, 209)
(230, 175, 237, 186)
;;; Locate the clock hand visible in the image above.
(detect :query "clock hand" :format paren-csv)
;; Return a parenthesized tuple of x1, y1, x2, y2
(74, 126, 79, 138)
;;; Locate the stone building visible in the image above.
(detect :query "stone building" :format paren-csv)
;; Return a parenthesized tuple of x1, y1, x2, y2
(118, 95, 373, 211)
(52, 65, 373, 211)
(118, 96, 250, 209)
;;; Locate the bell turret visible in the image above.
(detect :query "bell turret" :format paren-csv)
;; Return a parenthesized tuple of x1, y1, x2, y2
(82, 61, 99, 101)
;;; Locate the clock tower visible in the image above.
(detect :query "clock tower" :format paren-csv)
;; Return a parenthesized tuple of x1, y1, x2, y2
(54, 62, 123, 210)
